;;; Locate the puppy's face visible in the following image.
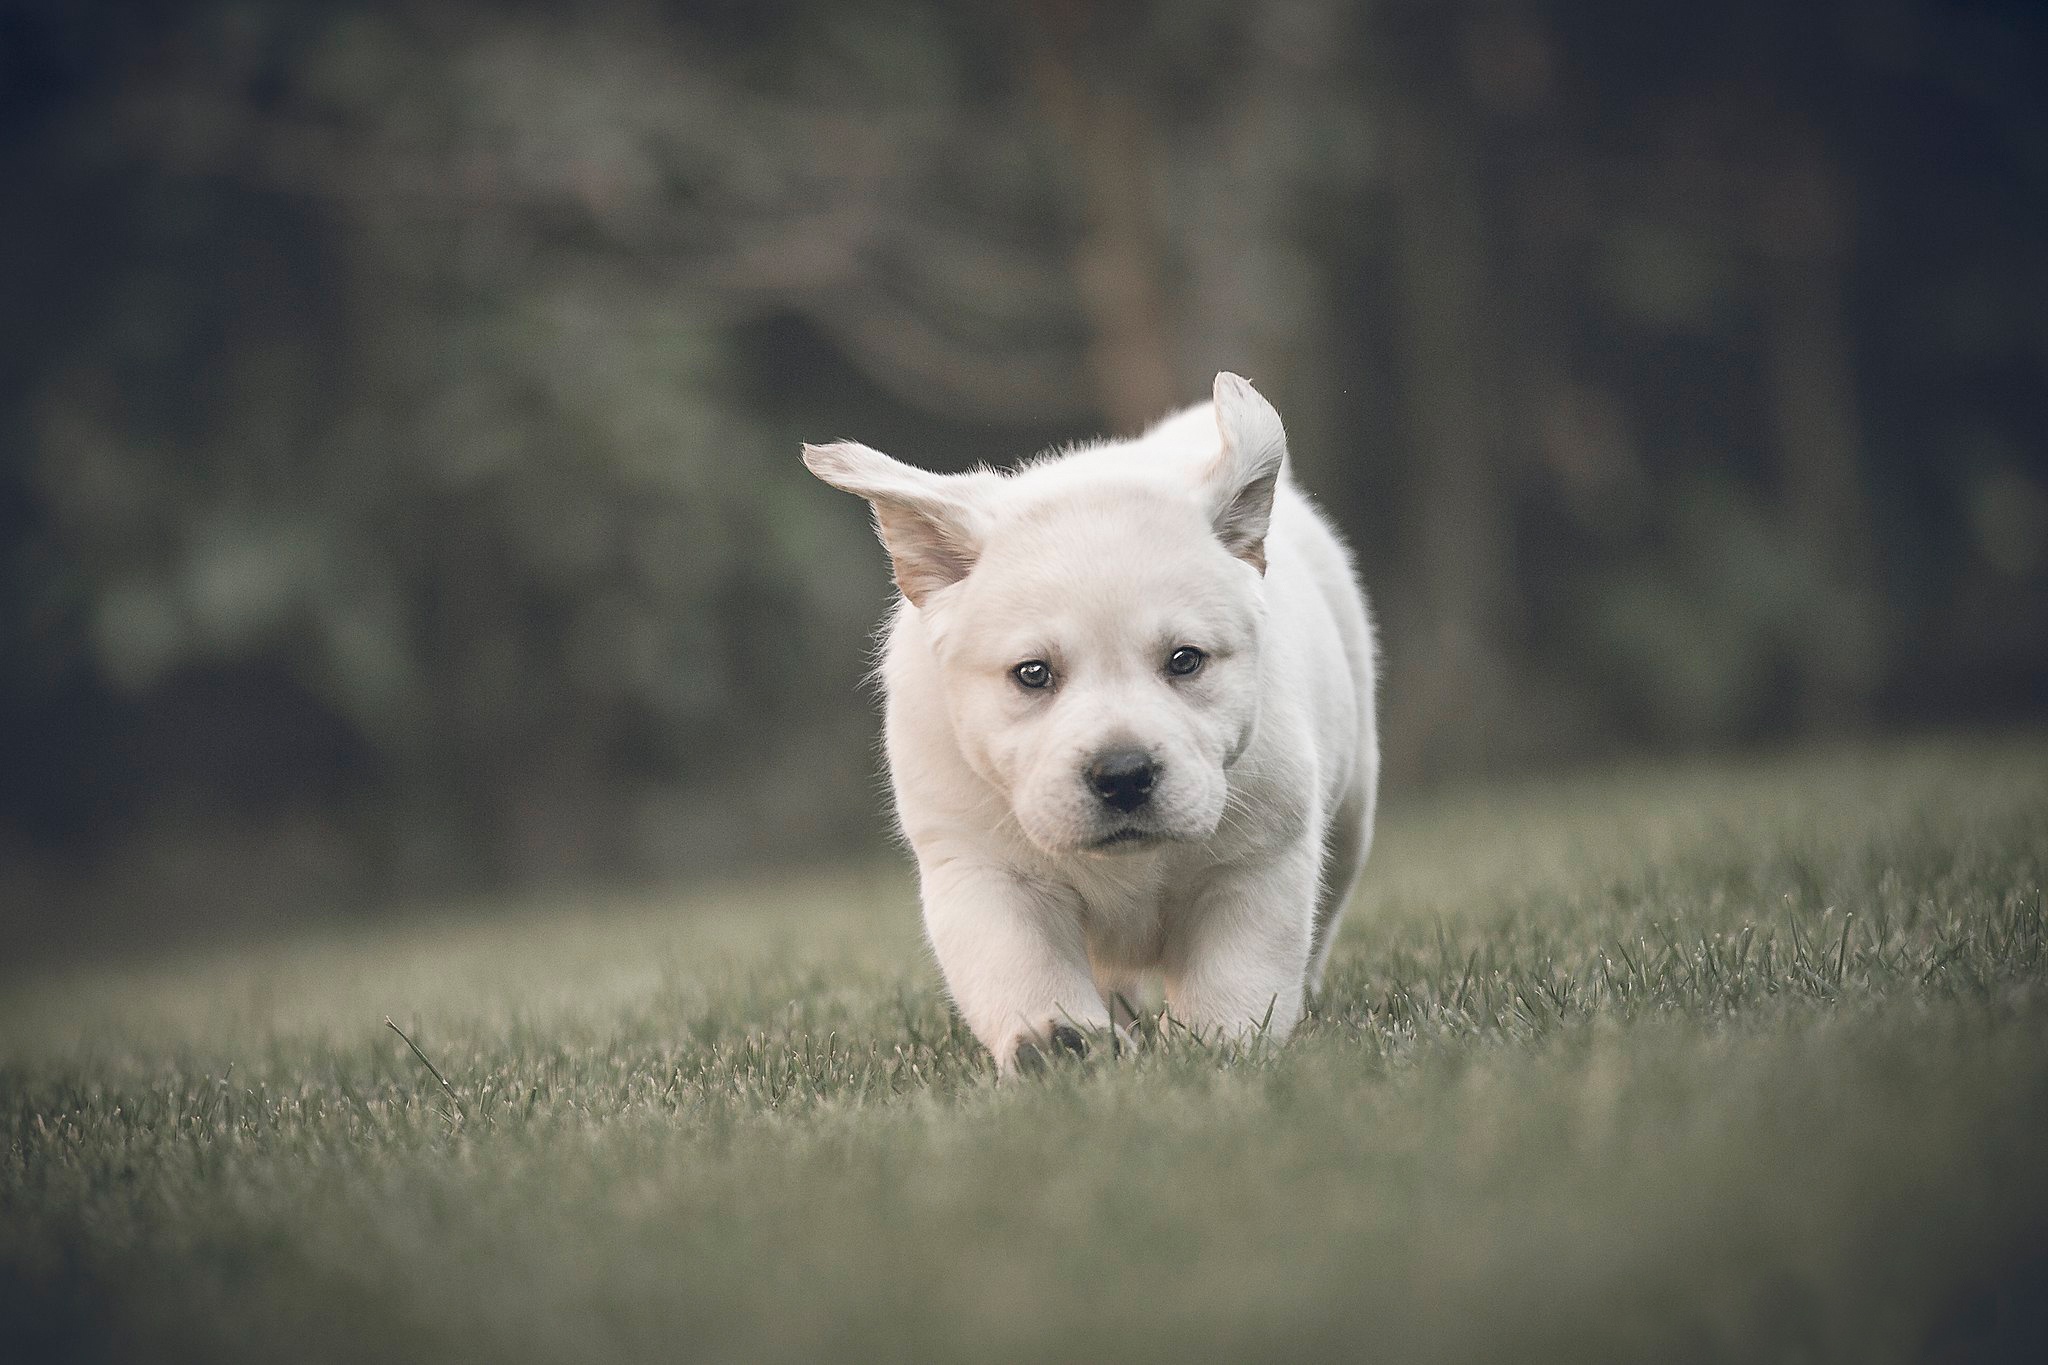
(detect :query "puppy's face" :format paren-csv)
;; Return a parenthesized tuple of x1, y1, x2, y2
(925, 485, 1263, 854)
(806, 372, 1288, 858)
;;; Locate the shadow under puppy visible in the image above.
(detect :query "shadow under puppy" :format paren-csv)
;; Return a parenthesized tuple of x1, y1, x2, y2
(805, 372, 1378, 1075)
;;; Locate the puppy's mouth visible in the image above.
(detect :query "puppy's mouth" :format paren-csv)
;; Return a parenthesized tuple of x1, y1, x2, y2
(1088, 827, 1161, 853)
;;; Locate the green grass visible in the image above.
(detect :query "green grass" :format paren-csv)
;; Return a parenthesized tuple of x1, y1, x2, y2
(5, 736, 2047, 1362)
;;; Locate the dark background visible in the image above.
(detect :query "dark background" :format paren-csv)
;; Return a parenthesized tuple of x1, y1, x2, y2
(3, 0, 2044, 949)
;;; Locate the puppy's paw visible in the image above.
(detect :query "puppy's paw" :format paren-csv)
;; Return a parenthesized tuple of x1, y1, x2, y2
(1009, 1023, 1089, 1075)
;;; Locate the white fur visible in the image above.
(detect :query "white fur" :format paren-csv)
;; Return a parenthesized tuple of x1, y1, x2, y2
(804, 373, 1378, 1073)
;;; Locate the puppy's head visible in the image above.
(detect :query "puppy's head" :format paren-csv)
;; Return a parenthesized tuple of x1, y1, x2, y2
(805, 372, 1286, 857)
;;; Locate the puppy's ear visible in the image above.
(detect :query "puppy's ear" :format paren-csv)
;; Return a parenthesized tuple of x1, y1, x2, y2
(802, 441, 984, 607)
(1204, 372, 1287, 574)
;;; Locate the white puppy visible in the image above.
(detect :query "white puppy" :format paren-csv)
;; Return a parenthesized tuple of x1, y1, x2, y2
(805, 373, 1377, 1073)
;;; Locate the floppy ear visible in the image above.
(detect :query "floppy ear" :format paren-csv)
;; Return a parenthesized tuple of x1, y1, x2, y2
(802, 441, 984, 607)
(1204, 372, 1288, 574)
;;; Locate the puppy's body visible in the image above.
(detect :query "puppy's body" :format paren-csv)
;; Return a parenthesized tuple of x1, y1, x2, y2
(808, 376, 1376, 1071)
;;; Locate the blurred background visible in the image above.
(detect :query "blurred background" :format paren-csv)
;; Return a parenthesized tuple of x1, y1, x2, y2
(2, 0, 2044, 952)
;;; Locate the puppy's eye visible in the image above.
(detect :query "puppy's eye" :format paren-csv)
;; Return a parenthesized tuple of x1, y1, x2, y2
(1166, 646, 1207, 677)
(1012, 660, 1054, 690)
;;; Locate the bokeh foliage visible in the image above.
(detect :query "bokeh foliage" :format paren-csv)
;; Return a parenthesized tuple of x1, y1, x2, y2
(2, 0, 2044, 918)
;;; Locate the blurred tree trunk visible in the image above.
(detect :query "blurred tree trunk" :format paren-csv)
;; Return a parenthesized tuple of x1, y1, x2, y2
(1020, 1, 1180, 432)
(1173, 0, 1367, 474)
(1377, 59, 1519, 778)
(1759, 139, 1882, 724)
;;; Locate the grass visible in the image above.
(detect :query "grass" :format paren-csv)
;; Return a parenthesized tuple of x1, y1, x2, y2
(4, 735, 2047, 1362)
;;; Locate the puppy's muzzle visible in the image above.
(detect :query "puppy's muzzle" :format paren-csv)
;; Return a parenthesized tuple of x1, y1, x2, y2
(1087, 748, 1159, 814)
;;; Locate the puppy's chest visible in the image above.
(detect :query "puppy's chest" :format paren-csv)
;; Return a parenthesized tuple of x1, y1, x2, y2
(1065, 858, 1201, 968)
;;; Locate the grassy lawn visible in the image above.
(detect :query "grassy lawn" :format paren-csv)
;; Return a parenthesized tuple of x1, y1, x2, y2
(5, 736, 2047, 1362)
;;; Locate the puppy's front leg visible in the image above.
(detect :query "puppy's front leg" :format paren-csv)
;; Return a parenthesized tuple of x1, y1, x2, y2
(917, 853, 1109, 1075)
(1163, 841, 1320, 1046)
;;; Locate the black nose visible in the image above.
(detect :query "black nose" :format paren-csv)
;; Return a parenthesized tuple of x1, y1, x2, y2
(1087, 748, 1158, 813)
